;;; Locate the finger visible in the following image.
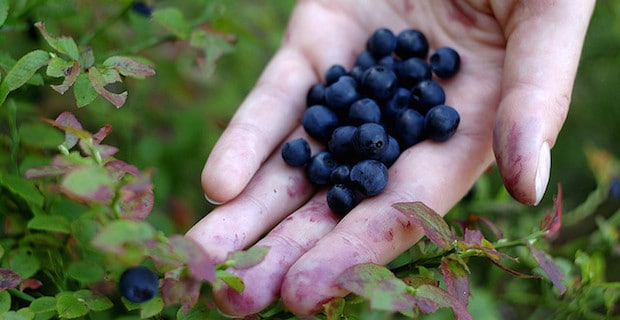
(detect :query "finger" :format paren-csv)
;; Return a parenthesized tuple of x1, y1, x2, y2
(201, 1, 371, 203)
(492, 1, 595, 205)
(188, 127, 319, 262)
(212, 193, 338, 316)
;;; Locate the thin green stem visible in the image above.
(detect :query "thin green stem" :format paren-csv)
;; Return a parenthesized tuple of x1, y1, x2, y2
(8, 288, 35, 302)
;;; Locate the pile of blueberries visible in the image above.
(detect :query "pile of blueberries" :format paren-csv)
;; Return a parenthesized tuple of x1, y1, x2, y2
(281, 28, 461, 215)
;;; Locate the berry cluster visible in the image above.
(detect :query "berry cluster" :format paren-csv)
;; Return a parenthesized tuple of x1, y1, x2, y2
(281, 28, 461, 215)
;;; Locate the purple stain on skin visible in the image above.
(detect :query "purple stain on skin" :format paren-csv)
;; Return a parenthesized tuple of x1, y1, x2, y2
(498, 123, 529, 200)
(287, 175, 311, 199)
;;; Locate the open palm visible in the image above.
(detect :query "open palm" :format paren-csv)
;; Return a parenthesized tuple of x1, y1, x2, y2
(187, 0, 593, 316)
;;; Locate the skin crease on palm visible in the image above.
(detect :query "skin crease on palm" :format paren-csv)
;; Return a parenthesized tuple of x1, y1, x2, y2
(185, 0, 595, 316)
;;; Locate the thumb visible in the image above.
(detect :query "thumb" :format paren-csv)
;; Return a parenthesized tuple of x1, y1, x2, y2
(493, 1, 595, 205)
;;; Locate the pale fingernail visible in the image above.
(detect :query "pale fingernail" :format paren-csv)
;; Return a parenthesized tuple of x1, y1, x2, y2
(534, 142, 551, 205)
(204, 193, 225, 205)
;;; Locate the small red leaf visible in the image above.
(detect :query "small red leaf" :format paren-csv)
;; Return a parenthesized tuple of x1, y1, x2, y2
(393, 202, 454, 250)
(440, 258, 470, 308)
(415, 285, 472, 320)
(20, 278, 42, 291)
(540, 184, 563, 240)
(161, 276, 200, 312)
(88, 67, 127, 108)
(527, 243, 566, 294)
(0, 268, 21, 291)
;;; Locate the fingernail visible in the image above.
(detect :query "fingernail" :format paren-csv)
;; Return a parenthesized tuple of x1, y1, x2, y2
(534, 142, 551, 205)
(204, 193, 224, 205)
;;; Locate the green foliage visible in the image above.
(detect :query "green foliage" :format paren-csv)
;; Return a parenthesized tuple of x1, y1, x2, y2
(0, 0, 619, 319)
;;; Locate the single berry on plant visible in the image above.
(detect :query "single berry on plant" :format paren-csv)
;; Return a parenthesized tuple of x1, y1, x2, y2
(118, 266, 159, 303)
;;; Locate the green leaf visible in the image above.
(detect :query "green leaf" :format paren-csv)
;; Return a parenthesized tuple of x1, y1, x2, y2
(123, 296, 164, 318)
(34, 22, 80, 61)
(18, 122, 64, 149)
(103, 56, 155, 78)
(67, 260, 105, 284)
(56, 292, 88, 319)
(152, 8, 190, 39)
(224, 246, 270, 269)
(392, 202, 454, 250)
(73, 73, 98, 107)
(0, 174, 44, 209)
(91, 220, 156, 265)
(215, 270, 244, 293)
(73, 290, 113, 312)
(88, 66, 127, 108)
(0, 50, 50, 106)
(0, 0, 9, 28)
(6, 247, 40, 279)
(59, 165, 114, 204)
(0, 291, 10, 314)
(29, 296, 56, 313)
(27, 215, 71, 234)
(177, 303, 212, 320)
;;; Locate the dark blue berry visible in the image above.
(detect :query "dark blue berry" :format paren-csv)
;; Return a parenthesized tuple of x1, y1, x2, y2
(330, 165, 351, 184)
(119, 266, 159, 303)
(302, 105, 340, 142)
(327, 184, 360, 215)
(306, 83, 326, 107)
(354, 51, 377, 70)
(350, 159, 389, 196)
(378, 55, 398, 71)
(325, 77, 360, 113)
(396, 57, 432, 87)
(352, 123, 389, 159)
(395, 29, 429, 59)
(378, 135, 401, 167)
(424, 104, 460, 142)
(281, 138, 311, 167)
(325, 64, 348, 85)
(361, 66, 398, 101)
(394, 108, 425, 149)
(349, 65, 366, 83)
(366, 28, 397, 58)
(382, 87, 412, 122)
(430, 47, 461, 78)
(328, 125, 357, 160)
(131, 2, 153, 17)
(306, 151, 340, 185)
(348, 98, 382, 125)
(410, 80, 446, 113)
(608, 176, 620, 202)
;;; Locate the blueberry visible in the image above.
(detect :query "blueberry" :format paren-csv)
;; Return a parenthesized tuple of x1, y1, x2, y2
(306, 83, 326, 107)
(281, 138, 311, 167)
(348, 98, 382, 125)
(378, 135, 401, 167)
(430, 47, 461, 78)
(396, 57, 432, 87)
(378, 55, 398, 71)
(394, 108, 425, 149)
(325, 77, 360, 113)
(424, 104, 460, 142)
(608, 176, 620, 202)
(361, 66, 398, 101)
(350, 159, 389, 196)
(306, 151, 340, 185)
(410, 80, 446, 113)
(131, 2, 153, 17)
(328, 125, 357, 160)
(302, 105, 340, 142)
(327, 184, 360, 215)
(330, 165, 351, 184)
(395, 29, 429, 59)
(354, 51, 377, 70)
(352, 123, 389, 159)
(366, 28, 397, 58)
(325, 64, 348, 85)
(382, 87, 412, 123)
(118, 266, 159, 303)
(349, 65, 366, 83)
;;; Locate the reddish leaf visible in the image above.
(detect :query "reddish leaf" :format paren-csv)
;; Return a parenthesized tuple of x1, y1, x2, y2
(415, 285, 472, 320)
(540, 184, 563, 240)
(0, 268, 21, 291)
(50, 60, 80, 95)
(105, 160, 140, 180)
(88, 66, 127, 108)
(393, 202, 454, 250)
(59, 165, 114, 204)
(440, 258, 470, 308)
(20, 278, 42, 291)
(527, 243, 566, 294)
(24, 164, 71, 178)
(47, 112, 88, 149)
(168, 236, 216, 283)
(161, 276, 201, 313)
(102, 56, 156, 78)
(92, 124, 112, 143)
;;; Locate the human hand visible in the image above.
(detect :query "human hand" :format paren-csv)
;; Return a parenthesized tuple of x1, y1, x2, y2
(186, 0, 594, 316)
